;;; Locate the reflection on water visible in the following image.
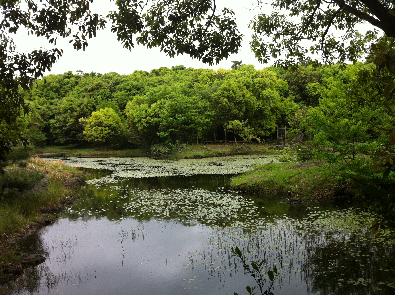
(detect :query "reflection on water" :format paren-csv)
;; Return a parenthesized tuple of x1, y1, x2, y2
(2, 160, 394, 294)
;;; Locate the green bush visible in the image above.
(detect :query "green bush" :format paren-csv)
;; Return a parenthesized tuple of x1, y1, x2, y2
(302, 63, 393, 163)
(81, 108, 126, 145)
(149, 143, 185, 159)
(295, 145, 313, 162)
(4, 146, 32, 162)
(278, 147, 297, 162)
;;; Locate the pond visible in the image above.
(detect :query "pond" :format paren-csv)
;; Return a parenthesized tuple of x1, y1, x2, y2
(2, 156, 394, 294)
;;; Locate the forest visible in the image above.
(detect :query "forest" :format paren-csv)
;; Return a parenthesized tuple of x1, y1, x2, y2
(19, 58, 394, 159)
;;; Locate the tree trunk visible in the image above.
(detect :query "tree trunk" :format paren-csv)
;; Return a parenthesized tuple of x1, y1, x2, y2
(224, 129, 227, 143)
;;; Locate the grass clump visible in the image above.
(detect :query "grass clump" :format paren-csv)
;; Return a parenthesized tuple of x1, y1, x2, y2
(4, 146, 33, 162)
(26, 157, 82, 181)
(0, 158, 89, 282)
(0, 166, 43, 195)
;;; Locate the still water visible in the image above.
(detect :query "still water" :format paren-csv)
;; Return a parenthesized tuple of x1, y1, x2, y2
(4, 156, 395, 294)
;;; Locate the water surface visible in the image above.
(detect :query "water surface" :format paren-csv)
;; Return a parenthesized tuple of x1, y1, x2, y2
(2, 156, 394, 294)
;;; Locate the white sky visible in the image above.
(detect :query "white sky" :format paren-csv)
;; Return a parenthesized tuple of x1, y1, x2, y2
(13, 0, 378, 75)
(14, 0, 264, 75)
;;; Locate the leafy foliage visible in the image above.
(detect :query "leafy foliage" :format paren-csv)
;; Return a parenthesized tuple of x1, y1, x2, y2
(23, 61, 394, 173)
(27, 66, 294, 146)
(303, 63, 393, 163)
(82, 108, 126, 145)
(251, 0, 394, 65)
(0, 0, 241, 160)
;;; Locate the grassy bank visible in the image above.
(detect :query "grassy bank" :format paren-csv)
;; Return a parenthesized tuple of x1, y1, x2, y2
(32, 145, 147, 158)
(231, 162, 340, 202)
(0, 158, 88, 282)
(171, 143, 278, 159)
(231, 160, 395, 215)
(32, 143, 279, 159)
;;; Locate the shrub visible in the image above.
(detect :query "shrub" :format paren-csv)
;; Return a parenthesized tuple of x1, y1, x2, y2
(149, 143, 185, 159)
(4, 146, 32, 162)
(278, 147, 297, 162)
(295, 144, 313, 162)
(230, 143, 251, 155)
(81, 108, 126, 145)
(149, 144, 174, 159)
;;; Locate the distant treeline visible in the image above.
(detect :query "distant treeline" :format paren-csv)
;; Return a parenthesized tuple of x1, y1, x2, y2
(22, 63, 393, 162)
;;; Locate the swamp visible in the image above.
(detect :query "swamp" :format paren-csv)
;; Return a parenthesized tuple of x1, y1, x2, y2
(0, 155, 394, 294)
(0, 0, 395, 295)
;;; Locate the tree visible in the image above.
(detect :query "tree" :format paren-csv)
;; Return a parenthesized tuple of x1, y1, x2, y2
(50, 95, 97, 144)
(211, 77, 258, 140)
(231, 60, 243, 69)
(125, 96, 160, 145)
(303, 63, 393, 163)
(279, 65, 323, 106)
(82, 108, 125, 145)
(225, 120, 260, 143)
(250, 0, 394, 65)
(1, 0, 395, 159)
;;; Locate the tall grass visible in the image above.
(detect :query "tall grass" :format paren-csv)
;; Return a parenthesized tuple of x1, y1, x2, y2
(0, 158, 83, 237)
(231, 158, 395, 216)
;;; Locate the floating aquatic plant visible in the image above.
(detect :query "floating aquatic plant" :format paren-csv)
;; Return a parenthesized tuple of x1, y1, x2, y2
(46, 155, 279, 185)
(67, 185, 271, 228)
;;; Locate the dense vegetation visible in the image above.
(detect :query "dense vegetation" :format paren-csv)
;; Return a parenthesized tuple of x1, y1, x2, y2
(1, 38, 394, 218)
(8, 47, 391, 216)
(0, 2, 394, 292)
(21, 61, 393, 156)
(0, 158, 84, 236)
(23, 65, 288, 146)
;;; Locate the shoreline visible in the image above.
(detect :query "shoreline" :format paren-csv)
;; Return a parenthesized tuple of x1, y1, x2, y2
(30, 143, 280, 160)
(0, 158, 88, 287)
(1, 152, 394, 289)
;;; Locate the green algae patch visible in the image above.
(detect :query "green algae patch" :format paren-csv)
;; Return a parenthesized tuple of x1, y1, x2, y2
(231, 162, 340, 202)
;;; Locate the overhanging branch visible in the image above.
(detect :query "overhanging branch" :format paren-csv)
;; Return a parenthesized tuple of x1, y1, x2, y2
(332, 0, 384, 31)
